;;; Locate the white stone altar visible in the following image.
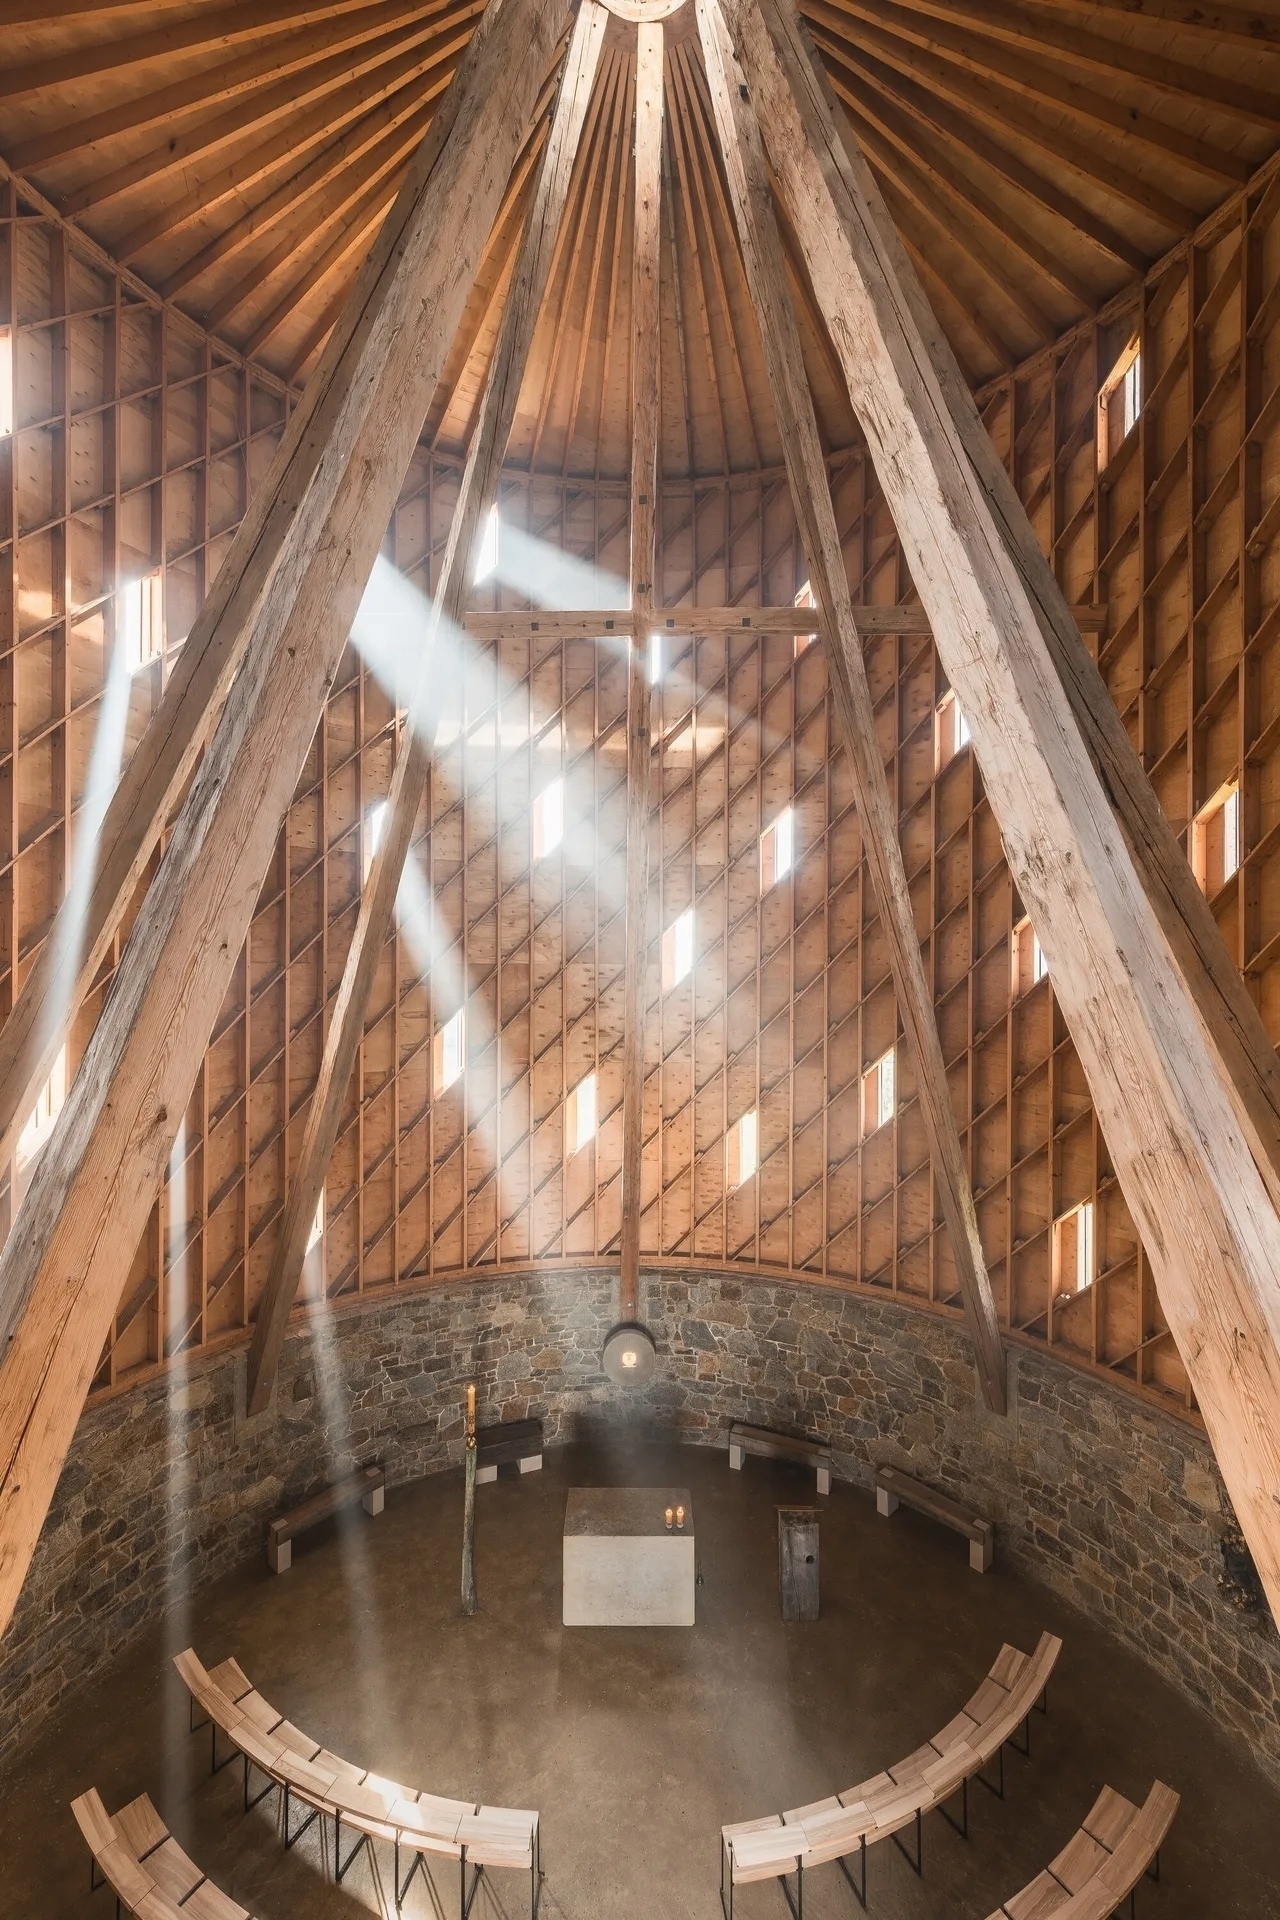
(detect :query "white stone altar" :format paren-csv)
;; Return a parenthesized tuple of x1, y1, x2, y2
(562, 1487, 695, 1626)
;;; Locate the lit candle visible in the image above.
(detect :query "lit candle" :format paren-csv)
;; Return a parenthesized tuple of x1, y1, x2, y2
(466, 1381, 476, 1439)
(676, 1505, 685, 1529)
(664, 1506, 674, 1530)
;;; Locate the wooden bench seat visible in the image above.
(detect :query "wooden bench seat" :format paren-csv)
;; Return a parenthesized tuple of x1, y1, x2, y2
(266, 1463, 384, 1572)
(875, 1464, 994, 1572)
(72, 1788, 254, 1920)
(476, 1417, 544, 1484)
(728, 1422, 832, 1494)
(986, 1782, 1178, 1920)
(175, 1647, 542, 1917)
(719, 1632, 1062, 1917)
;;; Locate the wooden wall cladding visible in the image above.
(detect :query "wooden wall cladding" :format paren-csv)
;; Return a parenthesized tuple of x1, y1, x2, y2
(5, 162, 1280, 1424)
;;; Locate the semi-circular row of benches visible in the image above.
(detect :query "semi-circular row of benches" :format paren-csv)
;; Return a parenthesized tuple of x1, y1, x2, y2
(169, 1646, 541, 1918)
(73, 1786, 259, 1920)
(720, 1631, 1176, 1920)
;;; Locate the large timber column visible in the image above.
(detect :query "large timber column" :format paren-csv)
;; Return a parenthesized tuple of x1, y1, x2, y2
(724, 0, 1280, 1612)
(694, 0, 1004, 1412)
(619, 17, 664, 1324)
(0, 0, 571, 1642)
(244, 0, 609, 1418)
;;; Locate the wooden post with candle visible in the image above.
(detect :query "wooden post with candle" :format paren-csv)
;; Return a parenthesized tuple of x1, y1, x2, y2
(462, 1381, 478, 1616)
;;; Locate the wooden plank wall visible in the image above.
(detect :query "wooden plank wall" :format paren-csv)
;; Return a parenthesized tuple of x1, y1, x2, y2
(4, 163, 1280, 1423)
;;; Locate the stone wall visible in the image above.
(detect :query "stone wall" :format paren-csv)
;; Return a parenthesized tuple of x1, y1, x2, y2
(2, 1268, 1276, 1780)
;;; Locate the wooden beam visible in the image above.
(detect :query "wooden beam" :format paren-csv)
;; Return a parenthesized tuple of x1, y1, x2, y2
(0, 0, 571, 1643)
(727, 0, 1280, 1614)
(243, 0, 608, 1417)
(460, 602, 1108, 638)
(620, 18, 664, 1324)
(696, 0, 1005, 1412)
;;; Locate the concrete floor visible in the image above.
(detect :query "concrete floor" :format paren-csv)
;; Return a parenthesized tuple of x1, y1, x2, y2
(5, 1437, 1278, 1919)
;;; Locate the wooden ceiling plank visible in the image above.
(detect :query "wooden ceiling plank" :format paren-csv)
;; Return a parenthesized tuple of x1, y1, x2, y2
(834, 35, 1148, 274)
(110, 17, 478, 264)
(876, 172, 1020, 370)
(620, 15, 665, 1321)
(592, 60, 638, 483)
(662, 120, 697, 481)
(829, 64, 1100, 310)
(732, 0, 1280, 1619)
(242, 189, 398, 357)
(810, 0, 1243, 197)
(528, 51, 623, 471)
(0, 0, 572, 1641)
(197, 103, 437, 325)
(898, 0, 1280, 132)
(60, 11, 455, 219)
(5, 0, 432, 170)
(561, 62, 631, 474)
(242, 2, 608, 1415)
(665, 49, 732, 473)
(0, 0, 401, 100)
(839, 97, 1060, 340)
(1027, 0, 1280, 51)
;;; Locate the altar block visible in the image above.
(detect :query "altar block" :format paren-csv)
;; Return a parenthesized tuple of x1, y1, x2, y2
(562, 1488, 695, 1626)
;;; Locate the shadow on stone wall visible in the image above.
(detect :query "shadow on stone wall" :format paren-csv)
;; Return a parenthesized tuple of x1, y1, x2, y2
(1, 1267, 1275, 1781)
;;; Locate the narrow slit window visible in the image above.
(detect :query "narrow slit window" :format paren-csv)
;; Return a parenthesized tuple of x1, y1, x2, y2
(307, 1190, 325, 1252)
(1053, 1200, 1095, 1299)
(532, 778, 564, 860)
(662, 909, 694, 990)
(727, 1108, 758, 1189)
(794, 578, 817, 656)
(1011, 915, 1048, 998)
(1191, 779, 1240, 896)
(304, 1188, 325, 1290)
(474, 504, 499, 582)
(760, 806, 795, 889)
(433, 1008, 465, 1095)
(1097, 337, 1141, 468)
(15, 1046, 67, 1191)
(934, 687, 970, 773)
(364, 800, 387, 882)
(861, 1047, 896, 1137)
(120, 570, 163, 675)
(0, 328, 12, 439)
(649, 631, 663, 684)
(566, 1071, 597, 1154)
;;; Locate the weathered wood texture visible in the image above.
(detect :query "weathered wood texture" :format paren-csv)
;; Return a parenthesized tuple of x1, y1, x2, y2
(0, 0, 570, 1641)
(243, 0, 608, 1417)
(8, 134, 1280, 1453)
(620, 19, 664, 1323)
(695, 0, 1004, 1411)
(724, 0, 1280, 1613)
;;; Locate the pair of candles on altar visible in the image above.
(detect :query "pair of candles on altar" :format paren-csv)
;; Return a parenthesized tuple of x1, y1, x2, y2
(664, 1505, 686, 1531)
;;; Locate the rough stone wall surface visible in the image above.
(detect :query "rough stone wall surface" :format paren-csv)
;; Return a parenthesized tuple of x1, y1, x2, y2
(2, 1269, 1275, 1780)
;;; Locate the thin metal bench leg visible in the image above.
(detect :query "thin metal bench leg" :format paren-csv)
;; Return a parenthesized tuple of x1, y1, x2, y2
(334, 1810, 370, 1884)
(282, 1782, 319, 1851)
(461, 1851, 483, 1920)
(891, 1808, 923, 1876)
(836, 1836, 867, 1909)
(1147, 1850, 1161, 1884)
(1011, 1713, 1032, 1758)
(937, 1775, 969, 1841)
(243, 1753, 275, 1815)
(1036, 1684, 1049, 1716)
(395, 1839, 426, 1910)
(90, 1856, 105, 1893)
(780, 1862, 803, 1920)
(977, 1744, 1006, 1800)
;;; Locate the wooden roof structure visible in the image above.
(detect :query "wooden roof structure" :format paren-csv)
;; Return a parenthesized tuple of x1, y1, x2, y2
(3, 0, 1280, 1657)
(4, 0, 1280, 441)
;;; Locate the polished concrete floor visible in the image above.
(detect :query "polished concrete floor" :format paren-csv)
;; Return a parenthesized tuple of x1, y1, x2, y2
(5, 1437, 1278, 1918)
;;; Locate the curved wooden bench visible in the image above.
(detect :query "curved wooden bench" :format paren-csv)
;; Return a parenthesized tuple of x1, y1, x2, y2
(985, 1781, 1178, 1919)
(720, 1632, 1062, 1919)
(175, 1647, 541, 1918)
(72, 1785, 255, 1919)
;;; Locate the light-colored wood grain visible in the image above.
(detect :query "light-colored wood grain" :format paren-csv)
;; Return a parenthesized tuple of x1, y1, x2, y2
(243, 0, 607, 1415)
(722, 0, 1280, 1619)
(619, 16, 664, 1321)
(0, 0, 572, 1642)
(697, 0, 1005, 1411)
